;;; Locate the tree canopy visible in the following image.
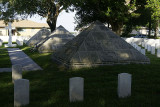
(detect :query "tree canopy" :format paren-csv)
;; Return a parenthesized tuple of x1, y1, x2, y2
(146, 0, 160, 37)
(72, 0, 159, 37)
(71, 0, 137, 35)
(0, 0, 71, 32)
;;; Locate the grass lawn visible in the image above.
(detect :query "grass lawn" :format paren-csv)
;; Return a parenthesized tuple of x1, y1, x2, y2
(0, 44, 11, 67)
(1, 45, 160, 107)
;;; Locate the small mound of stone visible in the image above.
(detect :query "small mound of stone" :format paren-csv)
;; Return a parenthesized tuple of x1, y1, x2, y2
(38, 25, 75, 53)
(26, 28, 51, 47)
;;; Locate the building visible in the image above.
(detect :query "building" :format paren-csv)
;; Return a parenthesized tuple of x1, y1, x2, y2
(0, 20, 49, 37)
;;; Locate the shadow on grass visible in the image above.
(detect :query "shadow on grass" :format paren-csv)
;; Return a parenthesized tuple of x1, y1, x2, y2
(1, 45, 160, 106)
(20, 63, 160, 107)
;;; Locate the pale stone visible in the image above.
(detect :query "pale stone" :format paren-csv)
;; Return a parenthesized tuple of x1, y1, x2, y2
(142, 42, 145, 47)
(0, 41, 2, 47)
(69, 77, 84, 102)
(147, 45, 151, 52)
(38, 26, 74, 53)
(4, 44, 17, 47)
(145, 44, 148, 49)
(16, 39, 23, 46)
(137, 46, 141, 52)
(151, 46, 155, 55)
(157, 49, 160, 58)
(141, 49, 145, 55)
(4, 22, 17, 47)
(14, 79, 29, 107)
(8, 22, 12, 46)
(51, 21, 150, 68)
(118, 73, 132, 98)
(134, 44, 138, 49)
(155, 43, 158, 49)
(12, 64, 22, 83)
(156, 44, 160, 49)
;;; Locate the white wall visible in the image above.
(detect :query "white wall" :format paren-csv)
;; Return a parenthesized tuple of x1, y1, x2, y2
(0, 36, 31, 42)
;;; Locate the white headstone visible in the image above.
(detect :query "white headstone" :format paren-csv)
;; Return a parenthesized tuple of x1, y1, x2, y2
(12, 64, 22, 83)
(141, 49, 145, 55)
(16, 39, 23, 46)
(69, 77, 84, 102)
(155, 43, 158, 49)
(0, 41, 2, 47)
(137, 46, 141, 52)
(157, 49, 160, 58)
(147, 45, 151, 52)
(118, 73, 132, 98)
(142, 42, 145, 47)
(134, 44, 138, 49)
(14, 79, 29, 107)
(145, 44, 148, 49)
(151, 46, 155, 55)
(156, 44, 160, 49)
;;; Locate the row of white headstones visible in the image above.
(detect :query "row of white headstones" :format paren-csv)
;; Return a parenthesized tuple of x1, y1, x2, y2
(130, 41, 160, 57)
(12, 64, 132, 106)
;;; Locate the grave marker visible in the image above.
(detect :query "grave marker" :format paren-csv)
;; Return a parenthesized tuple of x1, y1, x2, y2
(69, 77, 84, 102)
(12, 64, 22, 83)
(147, 45, 151, 52)
(157, 49, 160, 58)
(141, 49, 145, 55)
(142, 42, 145, 47)
(118, 73, 132, 98)
(14, 79, 29, 107)
(151, 46, 155, 55)
(145, 44, 148, 49)
(137, 46, 141, 52)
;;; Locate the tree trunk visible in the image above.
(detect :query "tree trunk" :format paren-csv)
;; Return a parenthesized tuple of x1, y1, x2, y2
(111, 22, 123, 35)
(154, 20, 159, 38)
(47, 16, 58, 32)
(148, 17, 151, 37)
(46, 3, 61, 32)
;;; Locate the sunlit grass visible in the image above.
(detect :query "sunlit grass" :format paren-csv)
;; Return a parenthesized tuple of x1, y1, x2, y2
(0, 48, 11, 68)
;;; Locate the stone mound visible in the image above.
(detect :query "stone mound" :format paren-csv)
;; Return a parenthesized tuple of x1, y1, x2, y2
(38, 25, 75, 53)
(51, 21, 150, 69)
(26, 28, 51, 47)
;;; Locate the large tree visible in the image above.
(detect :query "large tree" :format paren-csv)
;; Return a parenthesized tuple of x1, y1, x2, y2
(123, 0, 152, 36)
(0, 0, 71, 32)
(72, 0, 136, 35)
(146, 0, 160, 38)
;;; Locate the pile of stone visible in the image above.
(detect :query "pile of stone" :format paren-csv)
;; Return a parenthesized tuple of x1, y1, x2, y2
(52, 21, 150, 69)
(26, 28, 51, 47)
(38, 25, 75, 53)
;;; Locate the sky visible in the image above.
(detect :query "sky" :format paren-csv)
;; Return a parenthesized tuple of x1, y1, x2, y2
(27, 10, 77, 32)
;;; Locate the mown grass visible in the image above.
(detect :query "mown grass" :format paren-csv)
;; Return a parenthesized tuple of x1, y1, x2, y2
(1, 45, 160, 107)
(0, 47, 11, 68)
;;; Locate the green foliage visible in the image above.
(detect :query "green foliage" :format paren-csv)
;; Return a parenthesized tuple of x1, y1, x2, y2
(145, 0, 160, 38)
(146, 0, 160, 20)
(73, 0, 131, 29)
(0, 48, 11, 68)
(0, 0, 71, 31)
